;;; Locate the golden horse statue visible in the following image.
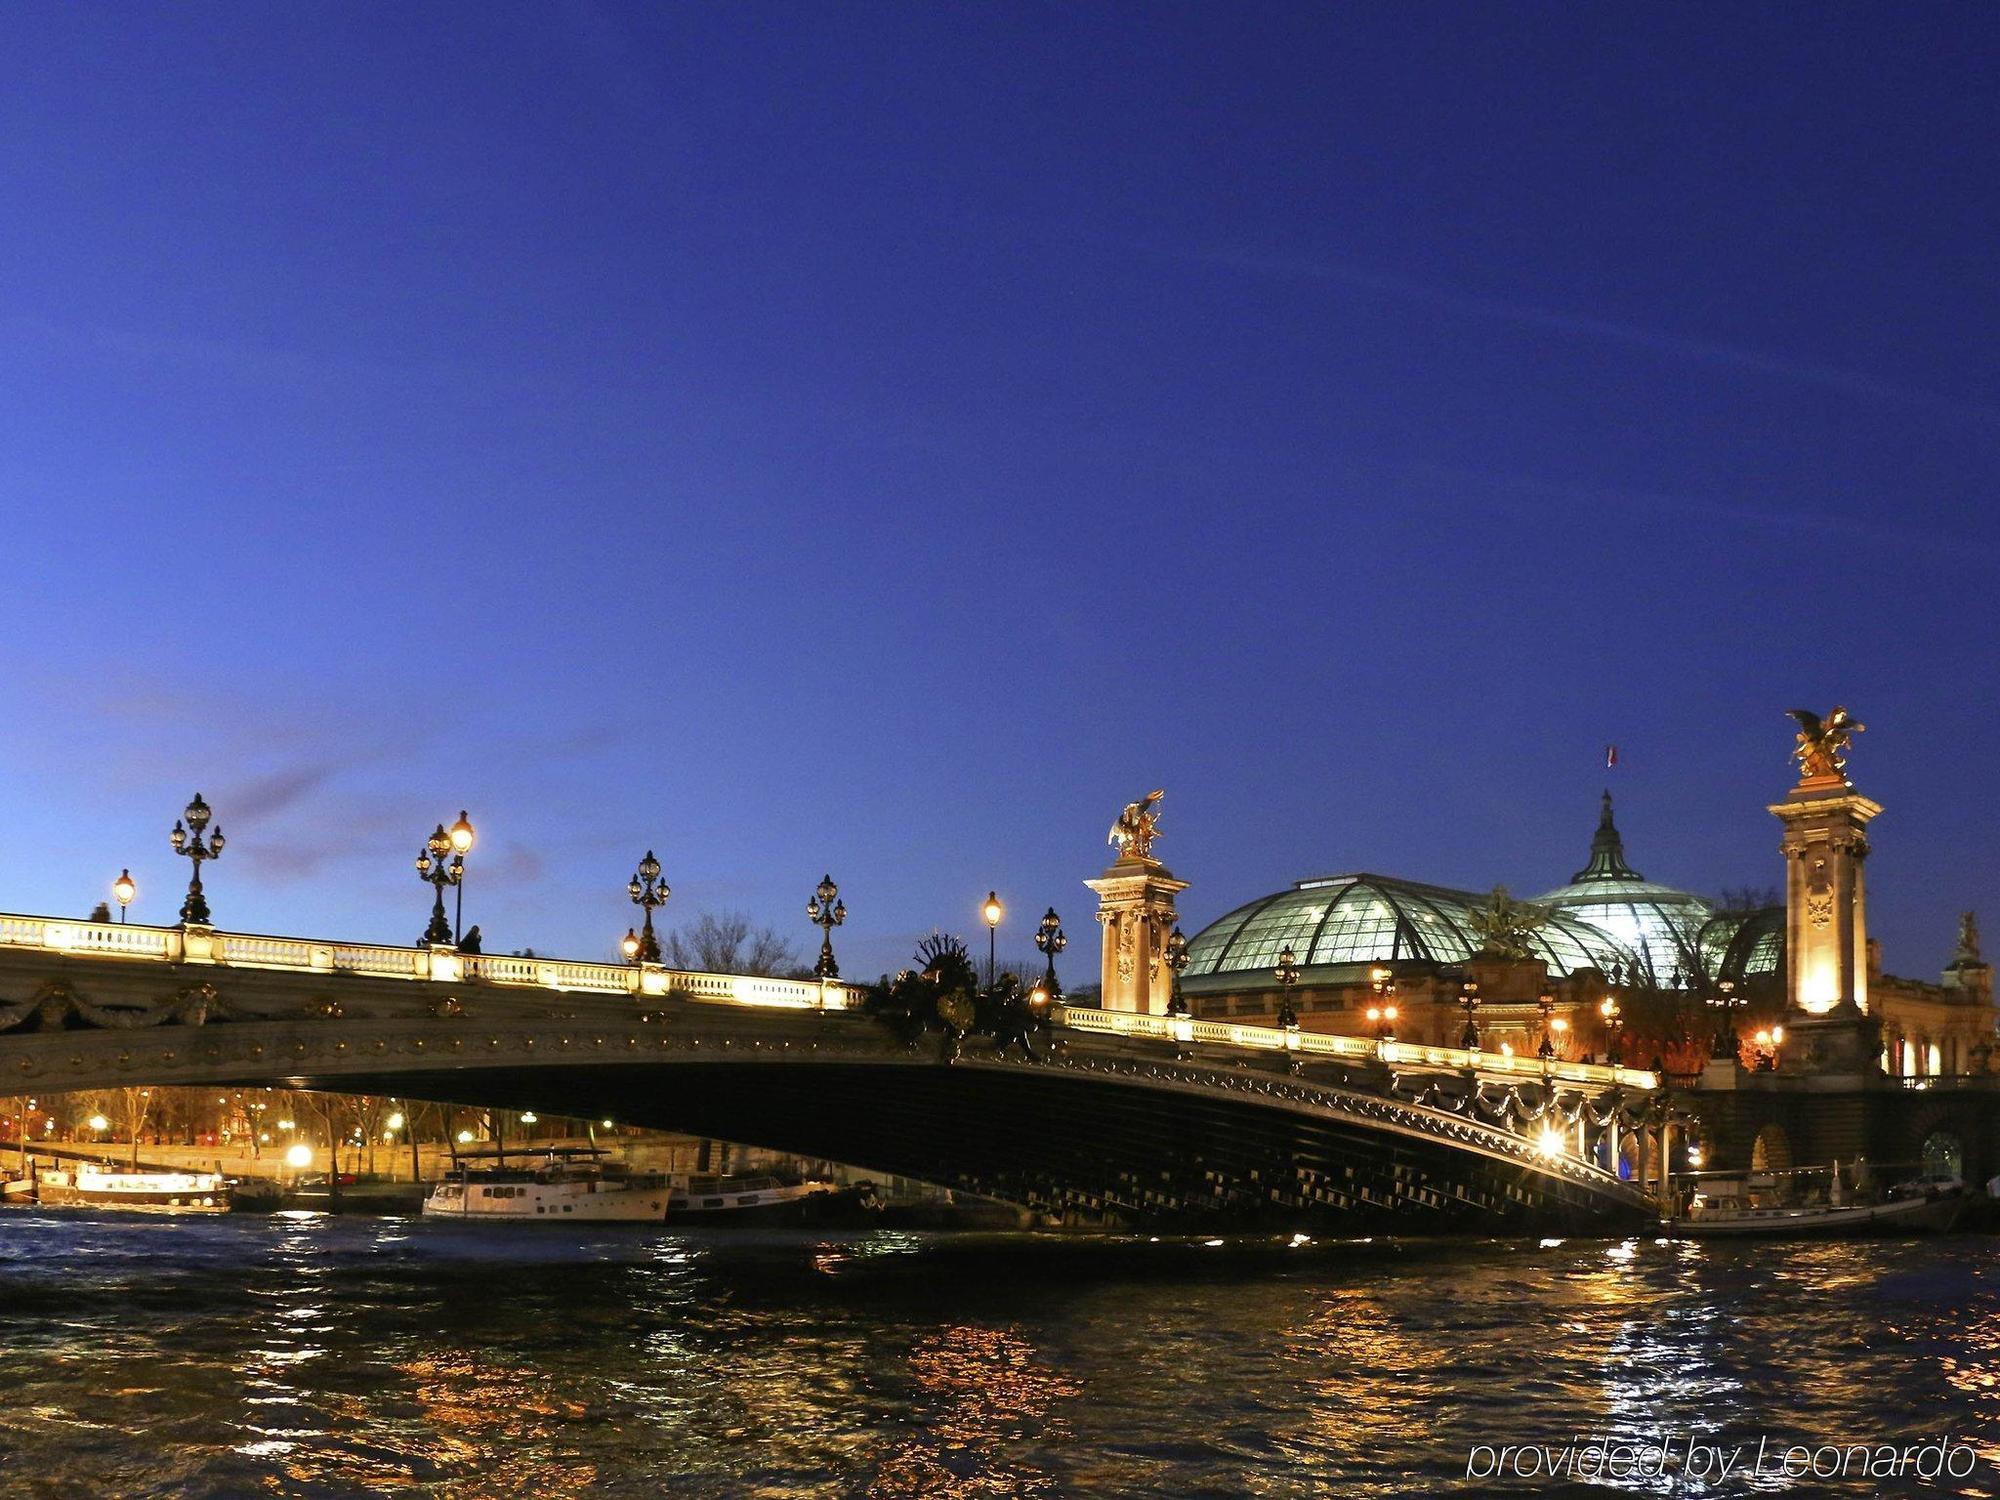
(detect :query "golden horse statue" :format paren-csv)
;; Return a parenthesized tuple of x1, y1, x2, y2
(1108, 789, 1165, 860)
(1788, 705, 1864, 781)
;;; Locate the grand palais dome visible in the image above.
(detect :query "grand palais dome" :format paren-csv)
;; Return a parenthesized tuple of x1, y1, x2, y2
(1183, 793, 1738, 989)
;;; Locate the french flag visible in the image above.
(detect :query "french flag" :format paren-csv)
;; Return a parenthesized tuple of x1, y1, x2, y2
(1604, 745, 1619, 769)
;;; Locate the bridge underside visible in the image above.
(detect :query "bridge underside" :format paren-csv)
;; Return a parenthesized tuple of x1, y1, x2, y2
(253, 1059, 1645, 1234)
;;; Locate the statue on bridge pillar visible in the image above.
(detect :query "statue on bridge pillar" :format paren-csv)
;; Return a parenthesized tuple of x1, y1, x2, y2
(1085, 790, 1189, 1015)
(1769, 705, 1884, 1077)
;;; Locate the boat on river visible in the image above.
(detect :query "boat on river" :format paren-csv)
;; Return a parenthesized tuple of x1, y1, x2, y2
(423, 1152, 670, 1222)
(19, 1161, 232, 1213)
(667, 1172, 847, 1223)
(1669, 1161, 1965, 1239)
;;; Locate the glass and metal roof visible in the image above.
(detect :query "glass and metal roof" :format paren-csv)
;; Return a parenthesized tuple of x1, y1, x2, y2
(1183, 871, 1637, 982)
(1699, 906, 1785, 987)
(1532, 792, 1714, 987)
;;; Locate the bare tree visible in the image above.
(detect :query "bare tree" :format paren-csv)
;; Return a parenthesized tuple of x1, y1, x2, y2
(666, 912, 801, 977)
(1716, 885, 1781, 913)
(118, 1087, 152, 1167)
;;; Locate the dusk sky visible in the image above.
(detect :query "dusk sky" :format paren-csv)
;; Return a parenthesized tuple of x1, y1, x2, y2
(2, 5, 1994, 981)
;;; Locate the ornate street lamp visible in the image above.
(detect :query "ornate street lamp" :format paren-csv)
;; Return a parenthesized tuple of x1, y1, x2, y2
(1708, 979, 1744, 1058)
(621, 928, 642, 962)
(628, 850, 670, 963)
(981, 891, 1003, 989)
(1367, 964, 1397, 1041)
(808, 874, 846, 980)
(447, 811, 475, 945)
(1536, 991, 1558, 1064)
(169, 793, 224, 927)
(112, 869, 136, 924)
(1274, 945, 1301, 1030)
(1162, 924, 1189, 1018)
(415, 823, 461, 947)
(1599, 994, 1624, 1065)
(1457, 978, 1482, 1051)
(1034, 906, 1067, 1004)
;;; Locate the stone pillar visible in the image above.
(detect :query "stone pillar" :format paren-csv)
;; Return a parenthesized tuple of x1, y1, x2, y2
(1768, 769, 1884, 1080)
(1085, 854, 1189, 1015)
(1769, 776, 1881, 1016)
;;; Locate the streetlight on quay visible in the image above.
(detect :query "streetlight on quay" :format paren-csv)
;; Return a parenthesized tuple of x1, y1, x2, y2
(1536, 991, 1558, 1064)
(1162, 925, 1190, 1018)
(1367, 965, 1398, 1042)
(1035, 907, 1067, 1004)
(628, 850, 670, 963)
(1457, 978, 1483, 1051)
(1599, 995, 1625, 1065)
(416, 823, 462, 947)
(447, 811, 475, 946)
(1273, 945, 1301, 1031)
(112, 869, 136, 923)
(808, 875, 846, 981)
(981, 891, 1004, 989)
(1708, 979, 1745, 1058)
(168, 793, 224, 926)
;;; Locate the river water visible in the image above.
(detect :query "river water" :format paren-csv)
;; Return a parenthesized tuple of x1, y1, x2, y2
(0, 1212, 1996, 1497)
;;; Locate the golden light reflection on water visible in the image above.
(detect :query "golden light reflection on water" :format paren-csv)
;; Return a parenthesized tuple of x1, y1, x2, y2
(1284, 1287, 1448, 1456)
(868, 1325, 1081, 1498)
(387, 1350, 599, 1499)
(1941, 1308, 2000, 1467)
(10, 1219, 2000, 1495)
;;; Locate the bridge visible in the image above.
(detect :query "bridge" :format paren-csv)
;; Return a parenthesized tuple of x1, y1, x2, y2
(0, 912, 1668, 1231)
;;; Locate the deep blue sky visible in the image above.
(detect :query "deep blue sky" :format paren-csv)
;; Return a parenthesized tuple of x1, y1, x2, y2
(2, 5, 1994, 981)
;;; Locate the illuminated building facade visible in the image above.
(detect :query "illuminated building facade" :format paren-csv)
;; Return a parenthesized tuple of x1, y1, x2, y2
(1169, 791, 1997, 1077)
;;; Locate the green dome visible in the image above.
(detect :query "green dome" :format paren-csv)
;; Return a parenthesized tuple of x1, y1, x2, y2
(1184, 871, 1636, 983)
(1532, 792, 1714, 986)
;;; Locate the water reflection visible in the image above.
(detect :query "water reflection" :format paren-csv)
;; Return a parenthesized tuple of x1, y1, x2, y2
(869, 1325, 1079, 1497)
(0, 1217, 1994, 1495)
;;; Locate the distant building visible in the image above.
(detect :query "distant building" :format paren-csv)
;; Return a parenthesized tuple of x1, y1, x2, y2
(1176, 793, 1994, 1077)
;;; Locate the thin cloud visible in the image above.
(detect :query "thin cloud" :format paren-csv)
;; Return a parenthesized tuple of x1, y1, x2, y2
(1141, 240, 2000, 428)
(231, 763, 344, 821)
(1417, 463, 1992, 567)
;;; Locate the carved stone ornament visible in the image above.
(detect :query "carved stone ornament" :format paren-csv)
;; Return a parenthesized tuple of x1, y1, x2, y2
(1806, 856, 1834, 931)
(0, 980, 239, 1034)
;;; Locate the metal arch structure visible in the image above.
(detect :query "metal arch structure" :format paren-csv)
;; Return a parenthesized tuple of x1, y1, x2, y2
(0, 912, 1664, 1232)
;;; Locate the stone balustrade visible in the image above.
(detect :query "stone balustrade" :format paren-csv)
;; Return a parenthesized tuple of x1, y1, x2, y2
(0, 912, 866, 1012)
(1055, 1003, 1658, 1091)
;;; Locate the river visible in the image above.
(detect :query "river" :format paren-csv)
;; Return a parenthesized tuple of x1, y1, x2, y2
(1, 1212, 1996, 1496)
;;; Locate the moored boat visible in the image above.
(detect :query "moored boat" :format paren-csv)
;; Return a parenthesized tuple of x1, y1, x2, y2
(31, 1162, 232, 1213)
(1669, 1162, 1964, 1239)
(668, 1173, 838, 1224)
(422, 1153, 670, 1222)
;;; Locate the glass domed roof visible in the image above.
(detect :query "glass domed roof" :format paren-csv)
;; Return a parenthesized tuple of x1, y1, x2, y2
(1183, 871, 1636, 982)
(1699, 906, 1785, 987)
(1532, 793, 1713, 987)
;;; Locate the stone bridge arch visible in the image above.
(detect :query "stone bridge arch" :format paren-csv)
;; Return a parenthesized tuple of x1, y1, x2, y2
(0, 925, 1662, 1232)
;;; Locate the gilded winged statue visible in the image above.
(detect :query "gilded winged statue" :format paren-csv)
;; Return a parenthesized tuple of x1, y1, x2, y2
(1468, 886, 1550, 960)
(1788, 705, 1864, 781)
(1108, 789, 1166, 860)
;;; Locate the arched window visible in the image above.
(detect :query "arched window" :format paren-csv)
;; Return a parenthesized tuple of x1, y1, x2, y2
(1922, 1130, 1963, 1182)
